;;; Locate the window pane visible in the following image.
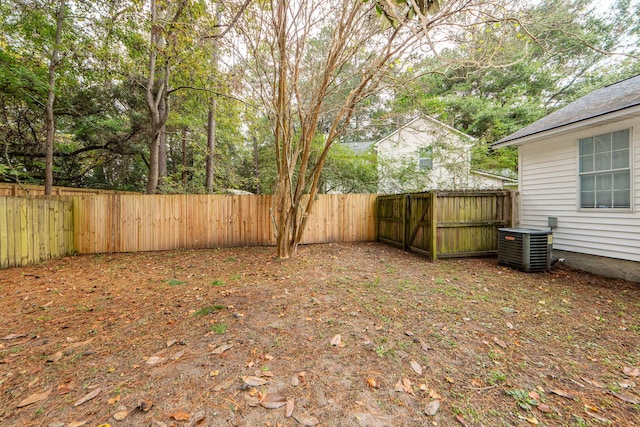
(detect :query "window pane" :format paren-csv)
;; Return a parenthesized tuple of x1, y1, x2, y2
(612, 149, 629, 169)
(596, 190, 612, 208)
(594, 152, 611, 171)
(596, 173, 612, 191)
(579, 138, 594, 155)
(581, 191, 595, 208)
(580, 154, 594, 172)
(419, 158, 433, 170)
(614, 170, 630, 190)
(612, 129, 629, 151)
(595, 134, 611, 153)
(581, 174, 595, 191)
(579, 129, 630, 209)
(614, 190, 631, 208)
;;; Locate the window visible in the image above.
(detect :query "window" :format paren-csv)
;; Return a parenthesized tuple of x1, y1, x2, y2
(579, 129, 631, 209)
(418, 147, 433, 171)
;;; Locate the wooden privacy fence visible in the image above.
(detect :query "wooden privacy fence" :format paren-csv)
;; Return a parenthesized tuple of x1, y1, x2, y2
(0, 196, 75, 269)
(377, 190, 516, 260)
(1, 193, 377, 267)
(0, 183, 137, 196)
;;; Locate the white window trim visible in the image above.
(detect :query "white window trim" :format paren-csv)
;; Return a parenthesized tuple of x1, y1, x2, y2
(576, 127, 634, 213)
(418, 147, 433, 171)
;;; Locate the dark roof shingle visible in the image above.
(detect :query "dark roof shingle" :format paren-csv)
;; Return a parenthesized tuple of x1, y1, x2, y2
(495, 74, 640, 145)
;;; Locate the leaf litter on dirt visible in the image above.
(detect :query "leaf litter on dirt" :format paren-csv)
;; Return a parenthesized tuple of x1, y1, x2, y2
(16, 388, 51, 408)
(2, 243, 640, 426)
(73, 387, 101, 407)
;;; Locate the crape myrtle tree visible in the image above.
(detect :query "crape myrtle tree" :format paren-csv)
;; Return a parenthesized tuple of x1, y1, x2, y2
(234, 0, 550, 259)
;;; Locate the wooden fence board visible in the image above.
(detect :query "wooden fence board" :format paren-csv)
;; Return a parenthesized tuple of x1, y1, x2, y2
(64, 193, 376, 255)
(0, 196, 74, 268)
(377, 191, 516, 259)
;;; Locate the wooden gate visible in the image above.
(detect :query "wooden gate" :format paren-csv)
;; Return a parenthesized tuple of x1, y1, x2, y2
(377, 191, 516, 260)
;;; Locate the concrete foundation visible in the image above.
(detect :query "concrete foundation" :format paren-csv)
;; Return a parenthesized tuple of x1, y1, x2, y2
(553, 250, 640, 283)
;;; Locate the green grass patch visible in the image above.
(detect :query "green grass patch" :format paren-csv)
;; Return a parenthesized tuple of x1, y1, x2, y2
(208, 322, 228, 334)
(210, 280, 225, 286)
(193, 305, 226, 316)
(166, 279, 186, 286)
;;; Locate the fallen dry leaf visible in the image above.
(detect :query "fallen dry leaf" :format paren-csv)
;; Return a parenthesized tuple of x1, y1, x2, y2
(549, 388, 576, 400)
(581, 377, 604, 388)
(2, 333, 26, 340)
(493, 337, 507, 349)
(285, 398, 295, 417)
(418, 340, 431, 352)
(366, 377, 379, 389)
(424, 400, 440, 416)
(138, 399, 153, 412)
(213, 378, 235, 391)
(186, 410, 206, 427)
(47, 351, 63, 363)
(146, 356, 164, 365)
(410, 360, 423, 376)
(73, 388, 101, 407)
(244, 393, 260, 407)
(113, 407, 129, 421)
(586, 410, 611, 423)
(525, 416, 539, 425)
(16, 388, 51, 408)
(170, 410, 191, 421)
(455, 414, 470, 427)
(260, 394, 287, 409)
(330, 334, 342, 346)
(242, 375, 268, 386)
(537, 403, 552, 413)
(610, 391, 640, 404)
(293, 413, 320, 426)
(210, 343, 233, 355)
(171, 350, 185, 360)
(622, 366, 640, 377)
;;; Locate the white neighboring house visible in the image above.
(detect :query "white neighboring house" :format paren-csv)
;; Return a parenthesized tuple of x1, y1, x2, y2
(373, 115, 515, 194)
(493, 74, 640, 282)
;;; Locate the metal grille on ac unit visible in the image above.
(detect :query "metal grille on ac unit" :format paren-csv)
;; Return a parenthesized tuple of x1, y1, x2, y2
(497, 228, 553, 272)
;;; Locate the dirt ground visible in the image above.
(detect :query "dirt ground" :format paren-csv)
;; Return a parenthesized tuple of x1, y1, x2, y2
(1, 242, 639, 427)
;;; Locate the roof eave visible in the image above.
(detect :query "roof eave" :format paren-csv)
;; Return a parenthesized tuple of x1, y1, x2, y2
(492, 105, 640, 149)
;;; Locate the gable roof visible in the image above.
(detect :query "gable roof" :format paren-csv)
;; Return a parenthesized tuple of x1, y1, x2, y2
(374, 114, 475, 146)
(493, 74, 640, 147)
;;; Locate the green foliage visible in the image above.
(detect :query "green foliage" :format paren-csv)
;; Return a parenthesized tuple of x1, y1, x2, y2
(0, 0, 637, 192)
(389, 0, 639, 174)
(505, 388, 538, 411)
(193, 305, 226, 316)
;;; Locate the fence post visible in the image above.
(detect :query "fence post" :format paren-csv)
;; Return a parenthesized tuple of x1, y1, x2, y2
(429, 191, 437, 261)
(510, 190, 519, 227)
(402, 194, 408, 251)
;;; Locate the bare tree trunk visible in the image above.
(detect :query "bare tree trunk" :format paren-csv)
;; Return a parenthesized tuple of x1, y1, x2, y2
(145, 0, 161, 194)
(205, 102, 216, 193)
(158, 123, 167, 190)
(181, 127, 189, 188)
(253, 136, 259, 194)
(44, 0, 65, 195)
(273, 0, 294, 259)
(145, 0, 177, 194)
